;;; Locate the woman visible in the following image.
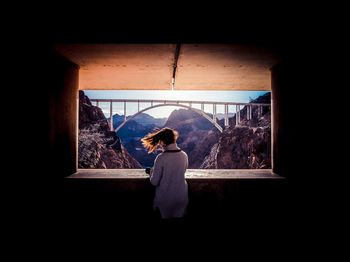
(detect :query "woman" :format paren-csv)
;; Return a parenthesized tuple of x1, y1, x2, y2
(141, 127, 189, 219)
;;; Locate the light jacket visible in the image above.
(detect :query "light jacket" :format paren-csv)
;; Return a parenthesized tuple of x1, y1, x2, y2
(150, 143, 189, 218)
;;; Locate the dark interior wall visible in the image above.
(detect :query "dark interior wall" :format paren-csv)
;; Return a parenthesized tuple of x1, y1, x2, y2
(271, 64, 296, 178)
(269, 58, 332, 233)
(63, 177, 288, 237)
(48, 53, 79, 177)
(271, 61, 320, 181)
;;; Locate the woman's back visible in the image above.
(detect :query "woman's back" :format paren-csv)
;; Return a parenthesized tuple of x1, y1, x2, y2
(141, 128, 189, 218)
(152, 144, 188, 203)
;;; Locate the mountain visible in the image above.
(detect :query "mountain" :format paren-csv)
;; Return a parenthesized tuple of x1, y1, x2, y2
(201, 93, 271, 169)
(113, 115, 155, 138)
(78, 91, 142, 169)
(164, 109, 216, 132)
(118, 108, 222, 168)
(110, 113, 162, 167)
(112, 113, 166, 129)
(131, 113, 167, 126)
(164, 108, 221, 168)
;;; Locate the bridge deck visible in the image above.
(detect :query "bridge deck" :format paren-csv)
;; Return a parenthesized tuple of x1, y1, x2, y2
(90, 98, 270, 106)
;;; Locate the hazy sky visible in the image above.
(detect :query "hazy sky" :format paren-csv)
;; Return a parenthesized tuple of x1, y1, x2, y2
(84, 90, 270, 118)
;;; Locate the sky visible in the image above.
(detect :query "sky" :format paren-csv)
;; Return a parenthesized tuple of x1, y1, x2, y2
(84, 90, 270, 118)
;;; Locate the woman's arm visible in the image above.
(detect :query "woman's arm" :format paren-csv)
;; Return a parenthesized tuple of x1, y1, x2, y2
(150, 154, 163, 186)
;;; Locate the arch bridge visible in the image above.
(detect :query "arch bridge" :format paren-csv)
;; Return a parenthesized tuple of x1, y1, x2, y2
(90, 99, 270, 133)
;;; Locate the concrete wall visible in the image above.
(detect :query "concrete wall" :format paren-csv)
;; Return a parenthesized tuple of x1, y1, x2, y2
(271, 63, 312, 180)
(48, 53, 79, 177)
(64, 177, 288, 224)
(271, 64, 295, 177)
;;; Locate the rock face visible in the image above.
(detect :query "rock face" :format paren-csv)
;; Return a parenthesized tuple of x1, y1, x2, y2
(79, 91, 107, 130)
(201, 94, 271, 169)
(78, 91, 142, 169)
(200, 125, 271, 169)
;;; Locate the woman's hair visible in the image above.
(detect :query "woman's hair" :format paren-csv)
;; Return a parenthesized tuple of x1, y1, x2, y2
(141, 127, 179, 153)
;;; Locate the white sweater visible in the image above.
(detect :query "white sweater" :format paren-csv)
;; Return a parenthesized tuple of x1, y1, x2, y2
(150, 143, 189, 218)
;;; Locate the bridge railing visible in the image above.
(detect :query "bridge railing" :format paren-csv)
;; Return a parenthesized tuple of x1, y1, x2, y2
(89, 99, 270, 131)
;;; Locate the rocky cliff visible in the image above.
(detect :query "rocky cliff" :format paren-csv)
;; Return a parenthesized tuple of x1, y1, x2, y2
(78, 91, 142, 169)
(201, 93, 271, 169)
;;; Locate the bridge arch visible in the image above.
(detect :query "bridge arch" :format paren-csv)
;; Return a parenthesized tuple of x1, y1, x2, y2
(114, 103, 223, 133)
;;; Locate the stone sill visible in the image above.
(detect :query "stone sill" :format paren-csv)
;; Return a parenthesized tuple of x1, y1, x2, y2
(67, 169, 283, 180)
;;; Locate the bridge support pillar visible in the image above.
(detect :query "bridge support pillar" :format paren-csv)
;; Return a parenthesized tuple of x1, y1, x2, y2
(236, 105, 240, 125)
(110, 101, 113, 131)
(247, 105, 252, 120)
(224, 104, 229, 127)
(213, 104, 216, 122)
(124, 102, 127, 122)
(258, 105, 262, 119)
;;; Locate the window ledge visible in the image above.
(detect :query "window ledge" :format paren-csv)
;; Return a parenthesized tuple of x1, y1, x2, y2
(67, 169, 283, 180)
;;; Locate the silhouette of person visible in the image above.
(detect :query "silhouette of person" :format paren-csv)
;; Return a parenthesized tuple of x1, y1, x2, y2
(141, 127, 189, 219)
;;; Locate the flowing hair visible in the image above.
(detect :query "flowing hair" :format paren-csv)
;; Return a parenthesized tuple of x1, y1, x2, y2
(141, 127, 179, 153)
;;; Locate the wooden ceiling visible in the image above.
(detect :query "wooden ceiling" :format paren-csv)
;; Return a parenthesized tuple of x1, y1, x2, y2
(54, 44, 278, 91)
